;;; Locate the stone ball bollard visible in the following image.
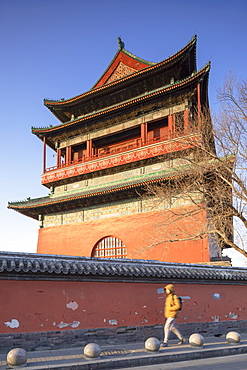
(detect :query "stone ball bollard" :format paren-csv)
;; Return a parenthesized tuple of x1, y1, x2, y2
(145, 337, 160, 352)
(226, 331, 241, 344)
(84, 343, 101, 358)
(189, 333, 204, 347)
(7, 348, 27, 367)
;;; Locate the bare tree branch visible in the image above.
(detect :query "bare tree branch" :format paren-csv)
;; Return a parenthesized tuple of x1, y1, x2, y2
(140, 74, 247, 262)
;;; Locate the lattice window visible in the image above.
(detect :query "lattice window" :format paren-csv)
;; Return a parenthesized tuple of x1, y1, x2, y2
(92, 236, 127, 259)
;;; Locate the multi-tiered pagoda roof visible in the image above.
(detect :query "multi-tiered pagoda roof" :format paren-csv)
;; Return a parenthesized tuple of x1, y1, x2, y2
(31, 35, 208, 146)
(9, 35, 210, 220)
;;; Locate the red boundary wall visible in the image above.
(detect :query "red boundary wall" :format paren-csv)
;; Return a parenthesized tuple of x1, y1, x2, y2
(1, 252, 247, 353)
(1, 279, 246, 335)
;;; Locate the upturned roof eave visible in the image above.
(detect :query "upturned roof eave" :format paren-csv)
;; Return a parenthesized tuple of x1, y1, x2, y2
(7, 167, 191, 218)
(43, 35, 197, 110)
(8, 152, 234, 221)
(32, 60, 209, 137)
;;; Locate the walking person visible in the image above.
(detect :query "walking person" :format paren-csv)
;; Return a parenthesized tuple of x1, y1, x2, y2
(162, 284, 185, 347)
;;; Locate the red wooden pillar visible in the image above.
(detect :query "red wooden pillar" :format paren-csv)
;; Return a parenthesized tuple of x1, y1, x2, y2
(69, 146, 72, 164)
(87, 140, 93, 158)
(43, 136, 46, 173)
(197, 82, 201, 128)
(184, 110, 189, 133)
(168, 115, 174, 137)
(57, 149, 61, 168)
(89, 140, 93, 157)
(66, 146, 72, 165)
(141, 122, 147, 145)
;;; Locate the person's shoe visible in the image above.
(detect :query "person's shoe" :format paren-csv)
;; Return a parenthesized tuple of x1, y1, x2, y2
(161, 342, 168, 347)
(178, 338, 185, 345)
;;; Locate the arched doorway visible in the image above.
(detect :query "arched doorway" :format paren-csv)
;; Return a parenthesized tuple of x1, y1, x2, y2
(92, 236, 127, 259)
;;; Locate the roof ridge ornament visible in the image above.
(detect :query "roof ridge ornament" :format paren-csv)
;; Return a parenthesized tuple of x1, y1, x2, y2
(118, 37, 125, 50)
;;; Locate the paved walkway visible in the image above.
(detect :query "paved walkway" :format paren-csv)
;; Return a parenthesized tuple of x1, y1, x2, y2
(1, 334, 247, 369)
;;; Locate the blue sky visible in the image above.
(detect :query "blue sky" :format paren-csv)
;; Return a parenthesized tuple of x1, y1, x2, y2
(0, 0, 247, 264)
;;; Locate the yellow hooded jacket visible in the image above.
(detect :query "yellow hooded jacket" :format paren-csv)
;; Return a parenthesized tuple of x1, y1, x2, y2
(164, 284, 181, 318)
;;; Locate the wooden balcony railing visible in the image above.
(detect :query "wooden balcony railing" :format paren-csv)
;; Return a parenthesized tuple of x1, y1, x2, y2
(45, 130, 197, 174)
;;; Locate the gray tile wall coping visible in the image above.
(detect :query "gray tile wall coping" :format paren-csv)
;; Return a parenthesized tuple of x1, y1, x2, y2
(0, 251, 246, 283)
